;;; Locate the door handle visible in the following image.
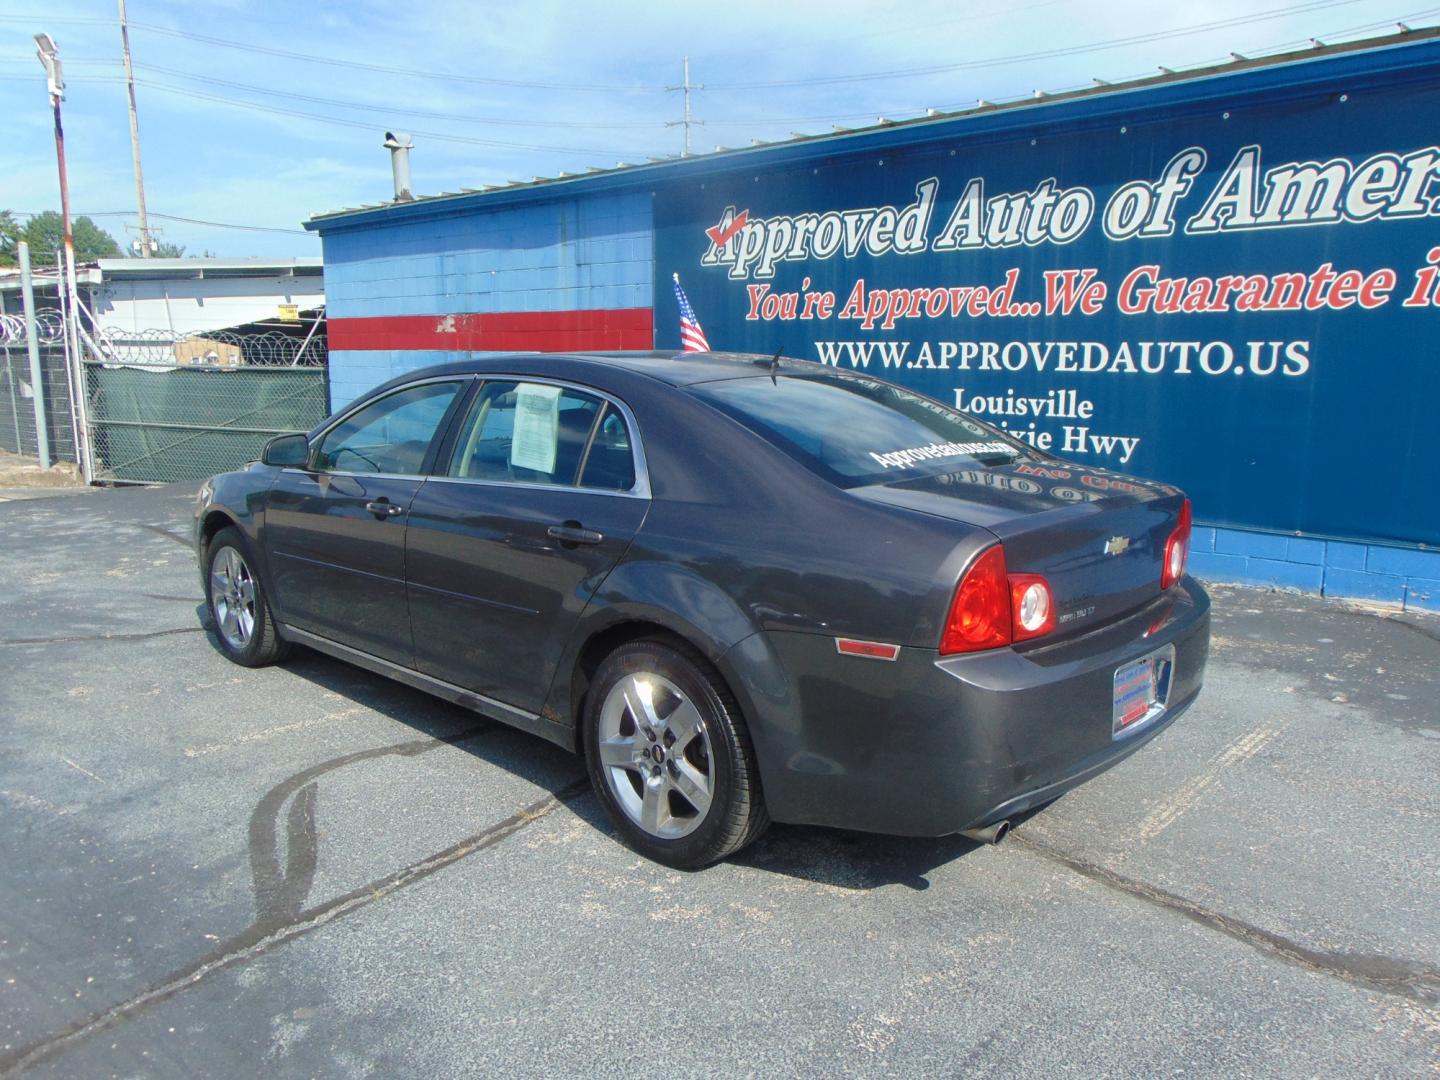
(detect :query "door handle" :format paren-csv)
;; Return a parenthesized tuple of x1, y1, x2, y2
(365, 499, 404, 518)
(547, 524, 604, 545)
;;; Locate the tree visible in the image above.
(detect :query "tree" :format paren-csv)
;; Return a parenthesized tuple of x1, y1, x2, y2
(0, 211, 19, 267)
(20, 211, 123, 263)
(151, 240, 186, 257)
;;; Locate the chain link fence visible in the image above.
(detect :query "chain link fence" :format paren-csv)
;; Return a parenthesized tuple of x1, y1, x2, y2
(85, 361, 327, 483)
(82, 323, 328, 484)
(1, 307, 330, 483)
(0, 311, 79, 463)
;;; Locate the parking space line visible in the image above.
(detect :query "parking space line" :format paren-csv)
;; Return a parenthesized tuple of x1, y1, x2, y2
(183, 708, 367, 757)
(0, 760, 590, 1077)
(1137, 724, 1285, 840)
(58, 756, 106, 785)
(0, 626, 203, 647)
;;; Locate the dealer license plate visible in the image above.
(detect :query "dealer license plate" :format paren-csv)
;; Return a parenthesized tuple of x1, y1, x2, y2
(1112, 645, 1175, 737)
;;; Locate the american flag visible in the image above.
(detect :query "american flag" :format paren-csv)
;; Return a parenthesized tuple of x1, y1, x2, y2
(672, 273, 710, 352)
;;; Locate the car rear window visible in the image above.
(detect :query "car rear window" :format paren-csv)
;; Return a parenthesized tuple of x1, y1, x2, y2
(689, 370, 1031, 487)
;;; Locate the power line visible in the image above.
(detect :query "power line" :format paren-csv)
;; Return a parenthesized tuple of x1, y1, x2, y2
(0, 13, 659, 91)
(857, 0, 1070, 42)
(15, 209, 308, 235)
(5, 7, 1435, 157)
(142, 212, 309, 235)
(125, 63, 667, 129)
(702, 8, 1440, 124)
(5, 10, 1434, 143)
(0, 70, 647, 154)
(126, 80, 642, 155)
(706, 0, 1372, 88)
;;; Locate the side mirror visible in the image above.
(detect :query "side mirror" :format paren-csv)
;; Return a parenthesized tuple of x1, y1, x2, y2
(261, 433, 310, 468)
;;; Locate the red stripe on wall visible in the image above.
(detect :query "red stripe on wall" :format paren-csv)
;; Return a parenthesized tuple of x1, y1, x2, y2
(328, 308, 654, 352)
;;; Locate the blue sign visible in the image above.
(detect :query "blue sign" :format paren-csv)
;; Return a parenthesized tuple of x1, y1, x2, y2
(653, 43, 1440, 547)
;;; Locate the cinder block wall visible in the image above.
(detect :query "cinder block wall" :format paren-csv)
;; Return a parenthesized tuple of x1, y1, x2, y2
(1191, 528, 1439, 613)
(320, 190, 654, 408)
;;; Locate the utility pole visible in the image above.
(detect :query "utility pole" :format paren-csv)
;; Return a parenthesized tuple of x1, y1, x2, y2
(665, 56, 703, 157)
(35, 32, 92, 481)
(34, 34, 79, 366)
(117, 0, 153, 256)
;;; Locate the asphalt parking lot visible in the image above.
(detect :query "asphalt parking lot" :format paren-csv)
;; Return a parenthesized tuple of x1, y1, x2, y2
(1, 483, 1437, 1077)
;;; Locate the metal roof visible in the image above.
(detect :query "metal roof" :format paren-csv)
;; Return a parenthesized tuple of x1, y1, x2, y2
(91, 257, 323, 279)
(305, 27, 1440, 234)
(0, 257, 323, 294)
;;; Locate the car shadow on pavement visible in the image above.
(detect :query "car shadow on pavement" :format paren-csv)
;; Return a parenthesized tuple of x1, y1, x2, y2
(197, 606, 1004, 891)
(268, 646, 597, 804)
(733, 826, 981, 891)
(194, 601, 596, 805)
(732, 799, 1058, 890)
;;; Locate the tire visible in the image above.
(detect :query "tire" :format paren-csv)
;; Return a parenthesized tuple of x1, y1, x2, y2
(583, 638, 769, 869)
(205, 526, 287, 667)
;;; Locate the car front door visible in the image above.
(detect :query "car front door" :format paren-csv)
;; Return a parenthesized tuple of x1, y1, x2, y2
(264, 378, 467, 664)
(405, 379, 649, 714)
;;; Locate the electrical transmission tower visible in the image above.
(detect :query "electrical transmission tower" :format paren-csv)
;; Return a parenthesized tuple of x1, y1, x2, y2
(666, 56, 703, 157)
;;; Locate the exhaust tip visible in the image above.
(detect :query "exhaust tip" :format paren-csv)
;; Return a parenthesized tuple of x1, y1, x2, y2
(960, 819, 1011, 845)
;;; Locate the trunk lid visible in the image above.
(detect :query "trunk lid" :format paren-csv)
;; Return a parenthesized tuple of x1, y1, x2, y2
(854, 461, 1185, 638)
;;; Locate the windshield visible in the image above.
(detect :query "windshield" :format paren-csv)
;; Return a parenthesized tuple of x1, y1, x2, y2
(689, 370, 1032, 488)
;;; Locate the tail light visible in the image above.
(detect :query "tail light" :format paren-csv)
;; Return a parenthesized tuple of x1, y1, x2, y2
(1161, 498, 1193, 590)
(1009, 574, 1056, 641)
(940, 546, 1011, 654)
(940, 545, 1056, 654)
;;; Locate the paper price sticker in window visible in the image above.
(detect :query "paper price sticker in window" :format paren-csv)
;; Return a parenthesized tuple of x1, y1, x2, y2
(510, 383, 562, 474)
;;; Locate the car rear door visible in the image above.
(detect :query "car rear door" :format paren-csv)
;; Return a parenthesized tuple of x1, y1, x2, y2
(405, 378, 649, 714)
(264, 377, 468, 664)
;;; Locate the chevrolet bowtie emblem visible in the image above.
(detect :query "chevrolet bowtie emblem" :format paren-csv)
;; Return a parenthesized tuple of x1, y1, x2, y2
(1104, 536, 1130, 556)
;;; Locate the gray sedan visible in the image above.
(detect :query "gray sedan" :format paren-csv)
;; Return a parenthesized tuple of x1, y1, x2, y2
(194, 351, 1209, 868)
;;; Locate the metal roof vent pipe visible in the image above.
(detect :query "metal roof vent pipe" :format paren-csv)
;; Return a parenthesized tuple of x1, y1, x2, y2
(383, 131, 414, 202)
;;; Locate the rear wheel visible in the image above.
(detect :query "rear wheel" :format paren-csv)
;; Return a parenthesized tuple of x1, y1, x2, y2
(584, 639, 768, 868)
(206, 527, 286, 667)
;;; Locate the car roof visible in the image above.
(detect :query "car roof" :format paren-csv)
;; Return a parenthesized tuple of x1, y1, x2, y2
(384, 350, 789, 389)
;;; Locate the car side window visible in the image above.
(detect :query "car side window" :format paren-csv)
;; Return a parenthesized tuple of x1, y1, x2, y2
(578, 404, 637, 492)
(314, 381, 462, 475)
(448, 380, 624, 488)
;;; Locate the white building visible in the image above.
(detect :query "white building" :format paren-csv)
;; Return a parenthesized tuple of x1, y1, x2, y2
(81, 257, 324, 341)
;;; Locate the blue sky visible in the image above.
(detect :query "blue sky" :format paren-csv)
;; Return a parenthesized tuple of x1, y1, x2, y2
(2, 0, 1433, 258)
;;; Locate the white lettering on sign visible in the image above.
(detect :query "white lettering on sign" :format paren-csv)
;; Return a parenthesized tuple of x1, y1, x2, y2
(697, 142, 1440, 280)
(1187, 144, 1440, 234)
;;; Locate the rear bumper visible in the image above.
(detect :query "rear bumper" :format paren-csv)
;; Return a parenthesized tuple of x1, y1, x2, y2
(731, 576, 1210, 836)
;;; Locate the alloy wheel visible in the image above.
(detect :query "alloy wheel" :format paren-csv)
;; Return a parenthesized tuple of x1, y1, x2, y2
(596, 671, 714, 839)
(210, 546, 257, 651)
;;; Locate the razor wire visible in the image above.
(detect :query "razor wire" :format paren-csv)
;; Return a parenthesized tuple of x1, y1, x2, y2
(91, 326, 328, 368)
(1, 318, 325, 366)
(0, 311, 67, 346)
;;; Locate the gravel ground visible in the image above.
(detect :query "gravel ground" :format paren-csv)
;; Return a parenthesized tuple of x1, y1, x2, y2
(0, 452, 84, 501)
(1, 483, 1437, 1077)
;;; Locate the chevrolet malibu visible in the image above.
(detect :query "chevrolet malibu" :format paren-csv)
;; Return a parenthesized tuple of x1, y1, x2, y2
(195, 352, 1209, 868)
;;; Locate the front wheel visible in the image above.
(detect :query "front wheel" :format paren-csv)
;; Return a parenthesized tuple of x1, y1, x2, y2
(584, 639, 768, 869)
(205, 526, 287, 667)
